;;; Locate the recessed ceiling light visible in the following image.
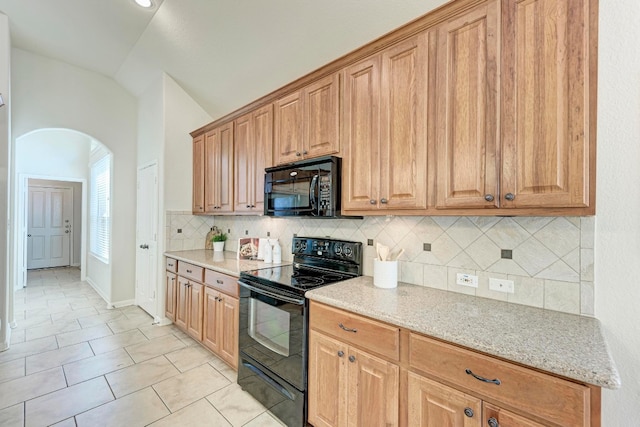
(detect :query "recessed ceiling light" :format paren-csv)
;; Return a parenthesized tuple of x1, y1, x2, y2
(134, 0, 153, 8)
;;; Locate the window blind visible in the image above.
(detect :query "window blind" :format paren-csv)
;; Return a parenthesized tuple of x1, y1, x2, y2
(90, 155, 111, 262)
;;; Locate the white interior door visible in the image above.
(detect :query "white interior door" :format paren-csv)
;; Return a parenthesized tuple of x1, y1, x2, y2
(136, 163, 158, 317)
(27, 186, 73, 269)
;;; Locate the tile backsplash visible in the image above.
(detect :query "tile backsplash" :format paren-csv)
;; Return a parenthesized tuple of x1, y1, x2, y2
(166, 211, 595, 316)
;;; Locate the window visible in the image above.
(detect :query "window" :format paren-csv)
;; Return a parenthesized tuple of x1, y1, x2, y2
(90, 155, 111, 262)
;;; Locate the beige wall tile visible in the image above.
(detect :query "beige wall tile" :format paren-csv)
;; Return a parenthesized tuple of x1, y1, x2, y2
(507, 276, 544, 308)
(544, 280, 581, 314)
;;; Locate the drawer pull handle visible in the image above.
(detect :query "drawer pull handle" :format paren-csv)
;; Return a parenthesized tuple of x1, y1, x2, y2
(463, 407, 474, 418)
(465, 368, 501, 385)
(487, 417, 499, 427)
(338, 323, 357, 333)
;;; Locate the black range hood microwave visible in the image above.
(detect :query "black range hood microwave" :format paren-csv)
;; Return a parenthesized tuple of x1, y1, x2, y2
(264, 156, 358, 218)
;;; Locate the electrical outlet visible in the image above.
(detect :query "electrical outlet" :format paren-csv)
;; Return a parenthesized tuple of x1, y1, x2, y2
(489, 278, 515, 293)
(456, 273, 478, 288)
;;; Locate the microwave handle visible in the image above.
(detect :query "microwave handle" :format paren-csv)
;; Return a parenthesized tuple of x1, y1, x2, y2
(310, 174, 319, 213)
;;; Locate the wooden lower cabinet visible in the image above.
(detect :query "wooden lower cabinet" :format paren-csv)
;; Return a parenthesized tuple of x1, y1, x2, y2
(308, 330, 399, 427)
(168, 259, 239, 370)
(408, 372, 481, 427)
(165, 271, 177, 322)
(175, 276, 204, 341)
(307, 302, 600, 427)
(203, 287, 239, 369)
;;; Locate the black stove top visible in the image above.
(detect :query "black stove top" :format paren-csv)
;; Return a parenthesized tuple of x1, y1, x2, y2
(239, 236, 363, 298)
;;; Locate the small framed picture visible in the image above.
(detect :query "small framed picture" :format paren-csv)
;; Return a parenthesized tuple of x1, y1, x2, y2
(237, 238, 259, 259)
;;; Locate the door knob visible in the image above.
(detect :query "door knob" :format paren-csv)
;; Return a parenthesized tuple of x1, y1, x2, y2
(139, 244, 149, 249)
(27, 234, 31, 237)
(65, 230, 70, 234)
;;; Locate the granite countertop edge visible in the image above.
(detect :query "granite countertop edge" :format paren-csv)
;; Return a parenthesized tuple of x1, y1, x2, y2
(306, 277, 621, 390)
(164, 249, 291, 277)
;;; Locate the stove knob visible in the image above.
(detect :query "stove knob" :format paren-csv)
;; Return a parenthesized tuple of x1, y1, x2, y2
(344, 246, 352, 257)
(335, 245, 342, 255)
(301, 242, 308, 251)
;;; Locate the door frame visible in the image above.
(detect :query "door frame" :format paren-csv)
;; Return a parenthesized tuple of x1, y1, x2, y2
(16, 173, 87, 288)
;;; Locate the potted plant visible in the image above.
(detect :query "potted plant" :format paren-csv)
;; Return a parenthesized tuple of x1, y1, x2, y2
(212, 232, 227, 252)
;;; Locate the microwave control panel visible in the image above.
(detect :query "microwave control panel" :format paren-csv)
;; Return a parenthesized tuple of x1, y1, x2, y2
(318, 175, 332, 212)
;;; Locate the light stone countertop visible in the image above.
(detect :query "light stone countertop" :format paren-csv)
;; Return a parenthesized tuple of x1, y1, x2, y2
(306, 276, 621, 390)
(164, 249, 291, 277)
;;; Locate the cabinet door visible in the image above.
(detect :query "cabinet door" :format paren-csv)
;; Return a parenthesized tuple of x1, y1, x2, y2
(347, 346, 399, 427)
(175, 276, 190, 330)
(216, 122, 234, 213)
(202, 287, 220, 354)
(187, 282, 204, 341)
(501, 0, 592, 208)
(234, 113, 252, 213)
(218, 294, 239, 369)
(274, 91, 303, 164)
(165, 272, 177, 322)
(204, 129, 218, 213)
(304, 73, 340, 159)
(484, 403, 546, 427)
(252, 104, 273, 212)
(407, 372, 481, 427)
(379, 34, 430, 210)
(192, 135, 205, 213)
(436, 1, 500, 209)
(308, 332, 348, 427)
(342, 57, 381, 211)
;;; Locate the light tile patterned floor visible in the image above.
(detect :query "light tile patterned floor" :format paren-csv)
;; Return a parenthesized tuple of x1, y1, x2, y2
(0, 267, 285, 427)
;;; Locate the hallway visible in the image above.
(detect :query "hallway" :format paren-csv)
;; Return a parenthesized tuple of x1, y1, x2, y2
(0, 267, 283, 426)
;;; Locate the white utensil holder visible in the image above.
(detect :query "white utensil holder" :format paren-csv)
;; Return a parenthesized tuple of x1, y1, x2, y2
(373, 259, 398, 289)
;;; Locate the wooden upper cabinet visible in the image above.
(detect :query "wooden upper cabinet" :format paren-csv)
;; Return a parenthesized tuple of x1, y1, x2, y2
(274, 73, 339, 165)
(192, 135, 205, 214)
(501, 0, 593, 209)
(436, 0, 500, 209)
(204, 122, 234, 213)
(342, 56, 380, 211)
(234, 105, 273, 213)
(343, 33, 431, 212)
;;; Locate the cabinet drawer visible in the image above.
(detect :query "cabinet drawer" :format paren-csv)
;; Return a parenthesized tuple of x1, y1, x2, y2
(178, 262, 204, 282)
(409, 334, 590, 427)
(204, 269, 238, 297)
(310, 302, 399, 361)
(166, 257, 177, 272)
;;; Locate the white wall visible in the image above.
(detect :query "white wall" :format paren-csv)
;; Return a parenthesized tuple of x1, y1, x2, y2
(0, 13, 11, 351)
(11, 48, 137, 305)
(136, 72, 210, 320)
(595, 0, 640, 421)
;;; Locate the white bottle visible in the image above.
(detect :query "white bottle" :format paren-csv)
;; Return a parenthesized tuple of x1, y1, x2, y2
(263, 239, 273, 263)
(271, 239, 282, 264)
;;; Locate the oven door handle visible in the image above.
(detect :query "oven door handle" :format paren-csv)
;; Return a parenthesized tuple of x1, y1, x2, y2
(238, 280, 305, 305)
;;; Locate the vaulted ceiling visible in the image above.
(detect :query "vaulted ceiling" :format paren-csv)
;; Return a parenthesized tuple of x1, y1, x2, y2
(0, 0, 444, 119)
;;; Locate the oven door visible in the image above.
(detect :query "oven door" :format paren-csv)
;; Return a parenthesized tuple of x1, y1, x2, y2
(237, 279, 306, 391)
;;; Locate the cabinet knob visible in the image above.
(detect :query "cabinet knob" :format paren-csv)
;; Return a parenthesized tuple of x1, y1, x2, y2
(484, 194, 494, 202)
(296, 152, 301, 156)
(380, 198, 388, 204)
(214, 296, 219, 301)
(463, 407, 474, 418)
(246, 205, 251, 208)
(487, 417, 499, 427)
(348, 355, 356, 363)
(370, 199, 377, 205)
(504, 193, 515, 201)
(337, 350, 344, 357)
(303, 150, 308, 155)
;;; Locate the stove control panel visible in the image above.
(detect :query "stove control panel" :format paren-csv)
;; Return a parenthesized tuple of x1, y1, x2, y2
(292, 236, 362, 262)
